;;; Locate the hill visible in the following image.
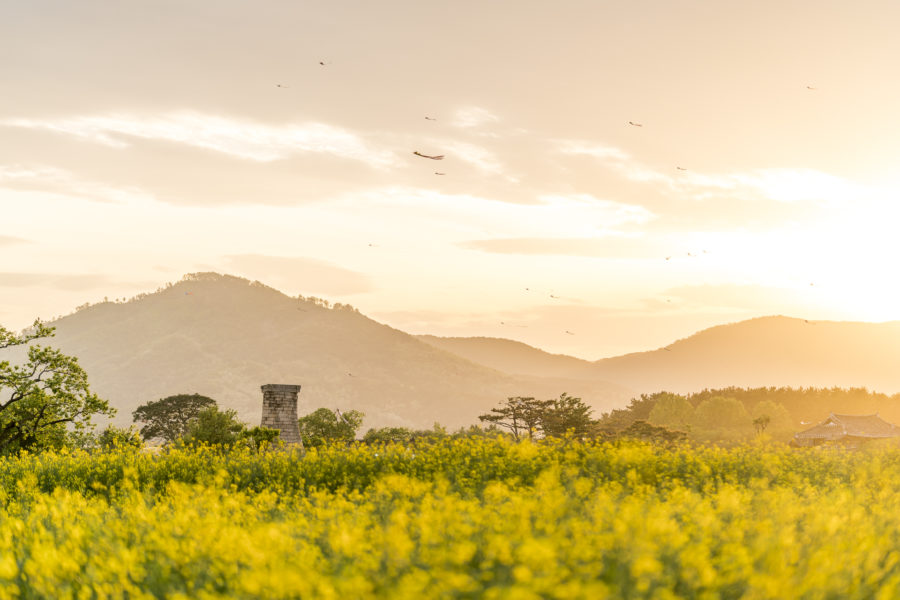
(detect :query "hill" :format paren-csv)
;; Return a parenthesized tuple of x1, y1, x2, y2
(38, 273, 632, 430)
(589, 316, 900, 394)
(415, 335, 595, 379)
(419, 317, 900, 396)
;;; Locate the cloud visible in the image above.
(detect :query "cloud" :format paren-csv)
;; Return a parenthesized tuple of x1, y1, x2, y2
(451, 107, 500, 129)
(557, 140, 671, 184)
(662, 283, 810, 313)
(536, 194, 654, 228)
(222, 254, 374, 296)
(0, 272, 115, 291)
(459, 236, 662, 258)
(558, 138, 863, 209)
(436, 140, 506, 176)
(0, 164, 153, 204)
(681, 168, 861, 204)
(339, 187, 654, 241)
(0, 235, 30, 247)
(2, 112, 399, 167)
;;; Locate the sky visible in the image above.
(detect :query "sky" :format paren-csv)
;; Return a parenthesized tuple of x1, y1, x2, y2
(3, 0, 900, 359)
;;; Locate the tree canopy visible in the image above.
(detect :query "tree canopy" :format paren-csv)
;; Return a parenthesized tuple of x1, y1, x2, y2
(479, 394, 594, 440)
(0, 320, 113, 453)
(298, 408, 365, 447)
(132, 393, 217, 443)
(181, 406, 245, 447)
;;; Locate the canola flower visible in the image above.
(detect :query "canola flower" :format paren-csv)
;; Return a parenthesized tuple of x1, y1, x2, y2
(0, 438, 899, 598)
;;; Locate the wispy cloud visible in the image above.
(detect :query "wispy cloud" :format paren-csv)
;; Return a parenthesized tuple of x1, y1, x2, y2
(451, 107, 500, 129)
(0, 235, 30, 247)
(0, 165, 153, 204)
(557, 139, 860, 205)
(436, 140, 506, 176)
(536, 194, 654, 229)
(460, 235, 662, 258)
(341, 188, 653, 240)
(681, 168, 861, 204)
(2, 113, 399, 167)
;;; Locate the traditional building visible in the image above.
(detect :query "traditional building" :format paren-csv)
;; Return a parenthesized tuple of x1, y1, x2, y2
(793, 413, 900, 447)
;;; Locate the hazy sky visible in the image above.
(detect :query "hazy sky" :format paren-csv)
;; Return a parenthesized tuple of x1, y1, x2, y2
(3, 0, 900, 359)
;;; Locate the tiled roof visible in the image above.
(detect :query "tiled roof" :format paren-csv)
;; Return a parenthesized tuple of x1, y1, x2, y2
(795, 413, 899, 440)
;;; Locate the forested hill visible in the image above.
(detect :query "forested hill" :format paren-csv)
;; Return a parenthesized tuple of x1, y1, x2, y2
(41, 273, 632, 430)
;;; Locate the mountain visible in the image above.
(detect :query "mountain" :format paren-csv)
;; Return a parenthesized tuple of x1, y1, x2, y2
(415, 335, 595, 379)
(589, 316, 900, 394)
(420, 316, 900, 396)
(37, 273, 633, 431)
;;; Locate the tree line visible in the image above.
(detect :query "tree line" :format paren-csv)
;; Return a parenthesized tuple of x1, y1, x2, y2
(8, 319, 900, 452)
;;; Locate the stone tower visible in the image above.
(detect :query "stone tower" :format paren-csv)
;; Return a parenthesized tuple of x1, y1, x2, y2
(260, 384, 302, 445)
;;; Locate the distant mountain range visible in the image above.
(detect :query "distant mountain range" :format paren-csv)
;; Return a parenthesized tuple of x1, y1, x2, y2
(420, 316, 900, 395)
(38, 273, 631, 431)
(17, 273, 900, 431)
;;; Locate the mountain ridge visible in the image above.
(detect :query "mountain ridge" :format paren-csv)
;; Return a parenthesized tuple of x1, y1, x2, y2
(35, 273, 632, 430)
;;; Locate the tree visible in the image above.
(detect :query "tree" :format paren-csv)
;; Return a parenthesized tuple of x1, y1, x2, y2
(96, 425, 143, 450)
(692, 396, 751, 438)
(595, 392, 671, 434)
(181, 406, 245, 447)
(132, 393, 216, 443)
(478, 397, 553, 441)
(750, 399, 792, 434)
(0, 320, 113, 453)
(753, 415, 771, 435)
(648, 393, 694, 431)
(297, 408, 364, 447)
(541, 393, 594, 438)
(241, 426, 281, 453)
(363, 426, 414, 444)
(618, 421, 689, 445)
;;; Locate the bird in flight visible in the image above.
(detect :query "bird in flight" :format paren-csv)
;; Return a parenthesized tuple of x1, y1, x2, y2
(424, 116, 437, 121)
(628, 121, 643, 127)
(663, 347, 672, 352)
(434, 172, 445, 176)
(549, 294, 559, 299)
(565, 330, 575, 336)
(676, 166, 687, 171)
(275, 84, 289, 89)
(319, 61, 329, 66)
(665, 256, 672, 261)
(413, 151, 444, 160)
(806, 85, 816, 90)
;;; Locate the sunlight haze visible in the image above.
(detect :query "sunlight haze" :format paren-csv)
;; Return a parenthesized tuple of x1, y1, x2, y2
(3, 0, 900, 359)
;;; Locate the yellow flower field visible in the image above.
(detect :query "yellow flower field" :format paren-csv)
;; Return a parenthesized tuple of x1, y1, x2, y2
(0, 437, 899, 598)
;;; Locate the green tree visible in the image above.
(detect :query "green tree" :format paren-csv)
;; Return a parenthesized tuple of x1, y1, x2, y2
(596, 392, 671, 434)
(181, 406, 245, 447)
(750, 399, 793, 436)
(363, 426, 414, 444)
(692, 396, 751, 438)
(0, 320, 113, 453)
(478, 397, 553, 441)
(96, 425, 143, 450)
(132, 393, 217, 443)
(648, 393, 694, 431)
(298, 408, 364, 447)
(541, 393, 594, 438)
(241, 426, 281, 453)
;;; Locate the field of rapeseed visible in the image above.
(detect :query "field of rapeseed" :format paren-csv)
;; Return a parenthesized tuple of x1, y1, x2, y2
(2, 437, 900, 598)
